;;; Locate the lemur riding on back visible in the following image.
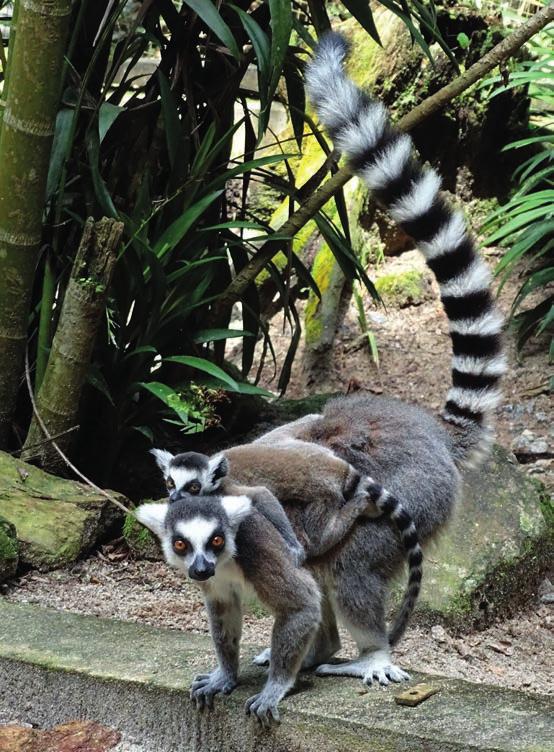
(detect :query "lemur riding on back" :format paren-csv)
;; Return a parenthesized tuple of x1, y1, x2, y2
(151, 439, 424, 640)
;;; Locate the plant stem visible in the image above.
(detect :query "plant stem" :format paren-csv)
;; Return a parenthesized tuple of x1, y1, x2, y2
(209, 1, 554, 325)
(22, 217, 123, 470)
(35, 253, 56, 391)
(0, 0, 72, 447)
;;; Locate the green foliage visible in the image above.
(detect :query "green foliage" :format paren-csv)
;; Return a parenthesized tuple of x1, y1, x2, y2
(8, 0, 449, 476)
(482, 23, 553, 361)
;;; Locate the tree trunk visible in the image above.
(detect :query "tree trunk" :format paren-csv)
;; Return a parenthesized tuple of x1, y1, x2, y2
(0, 0, 72, 447)
(22, 218, 123, 470)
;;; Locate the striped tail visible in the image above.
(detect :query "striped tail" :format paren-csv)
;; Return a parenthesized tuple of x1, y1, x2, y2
(368, 482, 423, 646)
(306, 32, 505, 465)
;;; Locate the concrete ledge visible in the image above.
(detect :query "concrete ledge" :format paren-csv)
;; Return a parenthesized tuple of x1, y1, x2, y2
(0, 601, 551, 752)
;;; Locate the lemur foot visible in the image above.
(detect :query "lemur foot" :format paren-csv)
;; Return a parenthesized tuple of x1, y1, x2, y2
(245, 690, 282, 728)
(316, 649, 410, 687)
(357, 476, 384, 519)
(252, 647, 271, 666)
(190, 669, 237, 710)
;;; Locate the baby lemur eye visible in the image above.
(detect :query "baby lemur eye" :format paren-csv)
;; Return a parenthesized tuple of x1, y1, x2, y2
(166, 477, 175, 491)
(188, 482, 201, 494)
(211, 535, 225, 549)
(173, 538, 188, 554)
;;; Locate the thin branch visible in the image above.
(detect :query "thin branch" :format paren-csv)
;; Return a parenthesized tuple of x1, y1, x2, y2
(10, 425, 79, 456)
(24, 351, 135, 518)
(209, 1, 554, 323)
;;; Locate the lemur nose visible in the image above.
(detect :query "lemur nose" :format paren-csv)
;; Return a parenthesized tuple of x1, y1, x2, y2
(169, 489, 182, 503)
(189, 556, 215, 581)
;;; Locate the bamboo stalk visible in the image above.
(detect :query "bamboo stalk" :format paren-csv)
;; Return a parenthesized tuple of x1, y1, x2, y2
(208, 1, 554, 325)
(0, 0, 72, 447)
(22, 217, 123, 470)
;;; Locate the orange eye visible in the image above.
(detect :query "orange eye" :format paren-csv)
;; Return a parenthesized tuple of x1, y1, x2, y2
(173, 538, 187, 554)
(166, 478, 175, 490)
(211, 535, 225, 549)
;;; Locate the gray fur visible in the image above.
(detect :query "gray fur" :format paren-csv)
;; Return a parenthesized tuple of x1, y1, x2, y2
(136, 495, 322, 726)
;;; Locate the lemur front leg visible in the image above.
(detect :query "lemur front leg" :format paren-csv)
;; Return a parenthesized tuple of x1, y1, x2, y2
(246, 566, 321, 726)
(191, 588, 242, 709)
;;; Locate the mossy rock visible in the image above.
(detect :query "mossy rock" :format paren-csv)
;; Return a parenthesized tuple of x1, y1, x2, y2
(0, 451, 128, 571)
(0, 516, 18, 582)
(123, 505, 162, 560)
(374, 268, 433, 308)
(393, 445, 553, 628)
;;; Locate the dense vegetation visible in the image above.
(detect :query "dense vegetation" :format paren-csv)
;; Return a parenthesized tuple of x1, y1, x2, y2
(0, 0, 551, 486)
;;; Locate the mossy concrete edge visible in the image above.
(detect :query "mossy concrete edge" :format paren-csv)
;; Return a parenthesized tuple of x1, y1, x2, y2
(0, 601, 552, 752)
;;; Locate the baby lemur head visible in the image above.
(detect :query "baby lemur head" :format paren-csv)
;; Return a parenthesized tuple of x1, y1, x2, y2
(151, 448, 229, 502)
(136, 494, 251, 581)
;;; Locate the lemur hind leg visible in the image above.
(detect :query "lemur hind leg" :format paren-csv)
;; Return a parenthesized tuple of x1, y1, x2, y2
(315, 570, 410, 686)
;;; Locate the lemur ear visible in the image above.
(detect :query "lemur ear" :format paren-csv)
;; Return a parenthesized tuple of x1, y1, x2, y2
(208, 453, 229, 487)
(150, 448, 174, 475)
(135, 502, 169, 538)
(221, 495, 252, 528)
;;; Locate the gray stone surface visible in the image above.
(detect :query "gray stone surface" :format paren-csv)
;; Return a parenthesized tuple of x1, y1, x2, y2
(0, 601, 552, 752)
(404, 445, 552, 627)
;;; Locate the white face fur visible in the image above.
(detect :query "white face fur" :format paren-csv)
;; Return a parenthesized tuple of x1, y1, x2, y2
(135, 495, 252, 582)
(150, 449, 227, 496)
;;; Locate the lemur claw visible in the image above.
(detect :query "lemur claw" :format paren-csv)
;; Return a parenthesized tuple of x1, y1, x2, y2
(245, 693, 281, 728)
(190, 669, 237, 710)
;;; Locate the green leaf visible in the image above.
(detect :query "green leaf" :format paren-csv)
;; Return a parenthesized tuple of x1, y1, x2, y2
(46, 108, 73, 200)
(193, 328, 254, 342)
(340, 0, 380, 44)
(456, 32, 470, 49)
(164, 355, 238, 390)
(183, 0, 241, 59)
(157, 71, 182, 170)
(99, 102, 123, 143)
(266, 0, 292, 134)
(153, 190, 223, 257)
(86, 128, 118, 218)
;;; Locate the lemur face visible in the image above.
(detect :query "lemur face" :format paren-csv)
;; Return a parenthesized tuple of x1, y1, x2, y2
(136, 495, 251, 581)
(150, 449, 229, 501)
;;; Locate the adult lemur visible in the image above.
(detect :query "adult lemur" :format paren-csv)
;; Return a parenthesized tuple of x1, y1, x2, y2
(179, 31, 504, 688)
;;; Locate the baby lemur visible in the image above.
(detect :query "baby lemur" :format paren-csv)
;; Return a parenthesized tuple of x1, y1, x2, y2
(151, 444, 423, 649)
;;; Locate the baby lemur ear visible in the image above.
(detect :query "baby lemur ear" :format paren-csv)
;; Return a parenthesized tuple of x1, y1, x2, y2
(150, 448, 174, 475)
(135, 502, 169, 538)
(208, 453, 229, 487)
(221, 495, 252, 528)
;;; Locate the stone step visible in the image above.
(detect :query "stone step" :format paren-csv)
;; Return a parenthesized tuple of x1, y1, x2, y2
(1, 601, 552, 752)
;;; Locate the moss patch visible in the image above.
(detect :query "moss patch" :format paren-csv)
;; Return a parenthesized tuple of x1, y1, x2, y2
(0, 451, 128, 571)
(0, 516, 18, 582)
(375, 269, 431, 308)
(123, 505, 162, 560)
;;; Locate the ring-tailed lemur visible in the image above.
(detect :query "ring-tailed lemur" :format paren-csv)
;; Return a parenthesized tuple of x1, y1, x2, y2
(180, 32, 505, 689)
(151, 440, 424, 651)
(136, 494, 322, 726)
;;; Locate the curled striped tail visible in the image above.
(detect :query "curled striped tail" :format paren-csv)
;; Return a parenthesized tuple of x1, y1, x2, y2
(368, 482, 423, 646)
(306, 32, 506, 466)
